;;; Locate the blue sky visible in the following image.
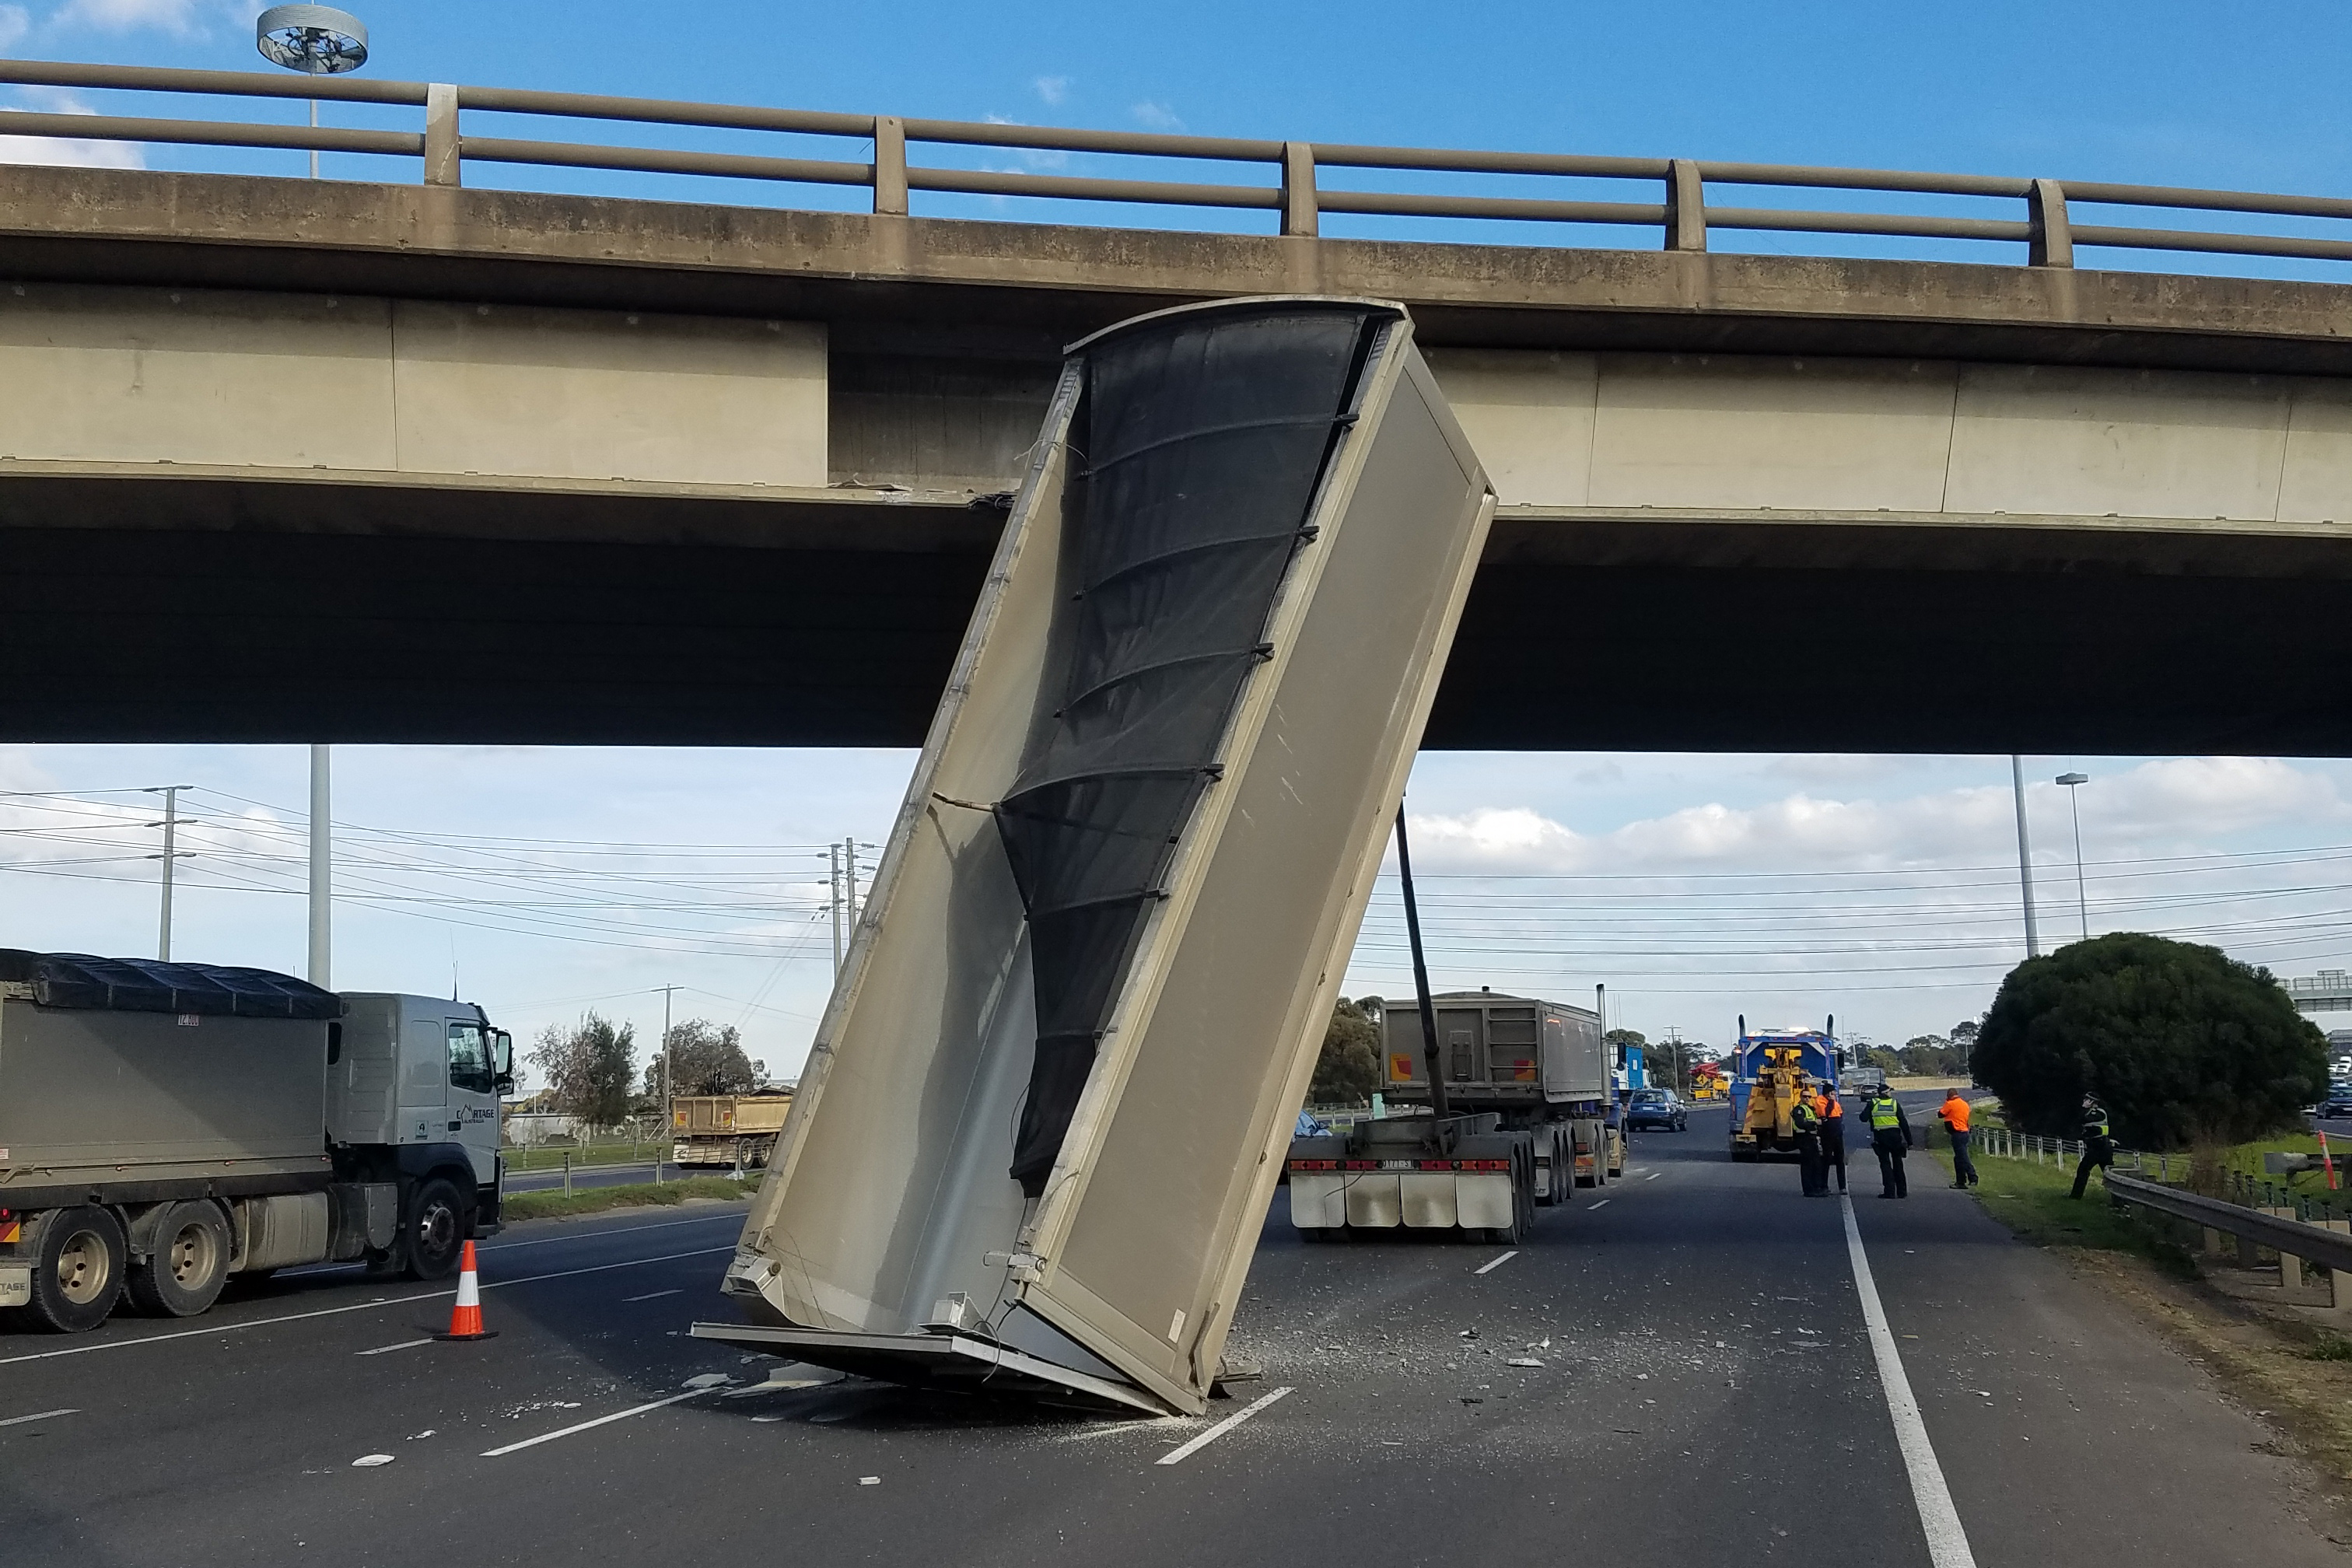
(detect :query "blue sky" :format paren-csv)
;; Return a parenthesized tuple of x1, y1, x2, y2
(5, 4, 2352, 1081)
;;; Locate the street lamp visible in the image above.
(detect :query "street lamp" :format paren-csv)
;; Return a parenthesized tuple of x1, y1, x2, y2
(256, 5, 369, 180)
(2056, 772, 2090, 942)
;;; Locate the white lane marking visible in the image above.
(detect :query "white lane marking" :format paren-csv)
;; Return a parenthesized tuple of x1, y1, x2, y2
(1472, 1250, 1518, 1276)
(0, 1245, 732, 1368)
(623, 1289, 684, 1303)
(481, 1387, 713, 1457)
(1841, 1195, 1977, 1568)
(1644, 1171, 1662, 1181)
(356, 1339, 434, 1357)
(278, 1209, 741, 1278)
(0, 1407, 77, 1428)
(478, 1212, 741, 1252)
(1155, 1386, 1293, 1466)
(1588, 1199, 1610, 1209)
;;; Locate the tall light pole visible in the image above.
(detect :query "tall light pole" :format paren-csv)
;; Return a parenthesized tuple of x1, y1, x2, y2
(828, 842, 843, 976)
(307, 746, 331, 988)
(2011, 755, 2041, 958)
(2056, 772, 2090, 943)
(256, 6, 369, 180)
(143, 784, 193, 961)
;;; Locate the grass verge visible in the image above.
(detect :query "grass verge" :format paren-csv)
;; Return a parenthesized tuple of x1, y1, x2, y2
(503, 1175, 751, 1222)
(1934, 1143, 2197, 1276)
(1937, 1143, 2352, 1518)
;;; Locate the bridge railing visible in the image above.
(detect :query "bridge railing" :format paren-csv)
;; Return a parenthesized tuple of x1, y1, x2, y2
(5, 58, 2351, 271)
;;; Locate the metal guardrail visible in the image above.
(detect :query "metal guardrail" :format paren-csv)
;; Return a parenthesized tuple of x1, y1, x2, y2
(3, 58, 2351, 271)
(2103, 1170, 2352, 1278)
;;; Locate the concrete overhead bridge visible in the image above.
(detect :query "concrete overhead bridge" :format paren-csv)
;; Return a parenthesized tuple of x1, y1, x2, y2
(3, 59, 2350, 754)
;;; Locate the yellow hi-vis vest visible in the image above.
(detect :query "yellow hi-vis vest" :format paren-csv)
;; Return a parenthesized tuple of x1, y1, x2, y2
(1868, 1097, 1902, 1131)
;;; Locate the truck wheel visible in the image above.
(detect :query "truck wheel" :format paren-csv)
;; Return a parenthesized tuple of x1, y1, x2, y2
(126, 1202, 230, 1318)
(25, 1206, 127, 1333)
(403, 1179, 467, 1282)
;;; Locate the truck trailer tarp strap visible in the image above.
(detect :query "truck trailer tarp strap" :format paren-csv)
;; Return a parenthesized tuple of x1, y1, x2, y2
(0, 950, 343, 1020)
(995, 302, 1392, 1195)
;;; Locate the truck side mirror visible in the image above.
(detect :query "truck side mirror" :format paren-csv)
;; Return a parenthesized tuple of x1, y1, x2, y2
(495, 1072, 515, 1096)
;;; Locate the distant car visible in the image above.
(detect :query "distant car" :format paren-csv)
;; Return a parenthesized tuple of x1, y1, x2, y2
(1626, 1089, 1688, 1132)
(2315, 1093, 2352, 1120)
(1842, 1068, 1889, 1097)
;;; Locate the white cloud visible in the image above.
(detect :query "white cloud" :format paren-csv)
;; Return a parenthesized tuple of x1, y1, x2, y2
(0, 86, 145, 169)
(1032, 75, 1069, 107)
(1404, 757, 2346, 879)
(49, 0, 217, 34)
(1130, 100, 1183, 131)
(0, 5, 30, 50)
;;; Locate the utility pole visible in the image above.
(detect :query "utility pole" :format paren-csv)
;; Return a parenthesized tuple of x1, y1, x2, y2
(308, 744, 332, 987)
(829, 842, 843, 976)
(654, 983, 681, 1185)
(845, 839, 861, 936)
(2010, 754, 2040, 959)
(1664, 1026, 1685, 1094)
(143, 784, 192, 961)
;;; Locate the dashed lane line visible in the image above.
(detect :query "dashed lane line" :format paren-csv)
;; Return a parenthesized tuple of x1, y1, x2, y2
(1841, 1194, 1978, 1568)
(623, 1289, 684, 1303)
(356, 1339, 434, 1357)
(0, 1245, 732, 1368)
(1588, 1199, 1610, 1209)
(1155, 1387, 1293, 1466)
(1644, 1171, 1662, 1181)
(481, 1388, 715, 1457)
(1472, 1251, 1517, 1276)
(0, 1407, 76, 1428)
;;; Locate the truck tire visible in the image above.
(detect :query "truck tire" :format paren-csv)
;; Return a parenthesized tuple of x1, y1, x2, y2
(126, 1201, 231, 1318)
(24, 1206, 127, 1333)
(402, 1178, 467, 1282)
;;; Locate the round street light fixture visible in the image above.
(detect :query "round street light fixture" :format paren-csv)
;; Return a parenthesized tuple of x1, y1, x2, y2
(256, 5, 369, 75)
(257, 6, 369, 180)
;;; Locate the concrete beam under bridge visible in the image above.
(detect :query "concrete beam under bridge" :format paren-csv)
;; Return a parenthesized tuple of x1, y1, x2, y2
(5, 166, 2352, 754)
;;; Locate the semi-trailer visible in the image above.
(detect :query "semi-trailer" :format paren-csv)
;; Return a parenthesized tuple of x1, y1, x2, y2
(1289, 985, 1612, 1235)
(670, 1091, 794, 1168)
(0, 950, 512, 1332)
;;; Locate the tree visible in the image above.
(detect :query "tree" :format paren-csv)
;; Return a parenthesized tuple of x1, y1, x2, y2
(1898, 1034, 1965, 1077)
(1310, 999, 1381, 1105)
(527, 1010, 637, 1127)
(1971, 933, 2329, 1147)
(645, 1018, 765, 1100)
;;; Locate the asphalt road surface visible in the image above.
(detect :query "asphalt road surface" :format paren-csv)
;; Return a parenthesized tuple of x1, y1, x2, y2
(5, 1106, 2340, 1566)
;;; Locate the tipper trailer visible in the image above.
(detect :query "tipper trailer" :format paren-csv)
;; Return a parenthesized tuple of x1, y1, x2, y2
(1727, 1015, 1841, 1161)
(0, 950, 512, 1332)
(670, 1091, 793, 1168)
(1289, 988, 1612, 1238)
(691, 296, 1495, 1415)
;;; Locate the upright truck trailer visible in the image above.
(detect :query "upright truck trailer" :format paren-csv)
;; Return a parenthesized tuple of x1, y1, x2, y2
(691, 296, 1496, 1415)
(1288, 988, 1611, 1240)
(0, 950, 512, 1332)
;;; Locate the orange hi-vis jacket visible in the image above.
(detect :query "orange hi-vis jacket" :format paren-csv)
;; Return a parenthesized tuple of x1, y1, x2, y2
(1940, 1094, 1971, 1134)
(1821, 1090, 1843, 1120)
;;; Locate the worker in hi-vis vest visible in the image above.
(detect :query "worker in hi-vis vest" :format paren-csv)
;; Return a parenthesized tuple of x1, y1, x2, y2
(1865, 1088, 1914, 1198)
(1790, 1088, 1825, 1198)
(1813, 1084, 1847, 1195)
(2070, 1095, 2116, 1199)
(1938, 1089, 1978, 1189)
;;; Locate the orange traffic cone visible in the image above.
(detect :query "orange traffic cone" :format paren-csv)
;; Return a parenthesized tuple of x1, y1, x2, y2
(435, 1240, 497, 1341)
